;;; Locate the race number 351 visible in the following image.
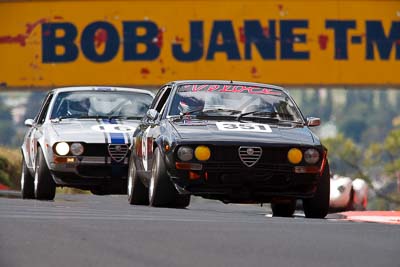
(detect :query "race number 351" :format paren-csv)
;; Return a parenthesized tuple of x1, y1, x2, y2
(215, 122, 272, 132)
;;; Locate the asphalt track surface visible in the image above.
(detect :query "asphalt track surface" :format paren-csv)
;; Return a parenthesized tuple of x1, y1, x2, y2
(0, 194, 398, 267)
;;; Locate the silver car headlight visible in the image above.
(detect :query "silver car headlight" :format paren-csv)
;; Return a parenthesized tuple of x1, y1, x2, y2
(70, 143, 84, 156)
(177, 146, 193, 161)
(304, 149, 320, 164)
(55, 142, 69, 156)
(338, 185, 346, 193)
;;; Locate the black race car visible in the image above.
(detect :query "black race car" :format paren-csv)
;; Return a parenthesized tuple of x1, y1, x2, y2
(127, 80, 330, 218)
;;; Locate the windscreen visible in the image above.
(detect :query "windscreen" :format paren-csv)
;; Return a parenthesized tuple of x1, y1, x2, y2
(169, 84, 303, 122)
(50, 90, 153, 119)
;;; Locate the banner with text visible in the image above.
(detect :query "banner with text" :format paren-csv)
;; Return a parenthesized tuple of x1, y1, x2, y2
(0, 0, 399, 87)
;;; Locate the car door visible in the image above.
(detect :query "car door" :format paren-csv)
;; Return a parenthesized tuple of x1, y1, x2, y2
(136, 85, 172, 181)
(29, 93, 53, 168)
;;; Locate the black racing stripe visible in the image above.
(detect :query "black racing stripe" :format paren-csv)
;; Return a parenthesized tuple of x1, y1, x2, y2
(96, 118, 109, 164)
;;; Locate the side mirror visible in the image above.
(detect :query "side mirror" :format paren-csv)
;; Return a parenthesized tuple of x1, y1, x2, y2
(24, 119, 34, 127)
(146, 109, 159, 122)
(306, 117, 321, 127)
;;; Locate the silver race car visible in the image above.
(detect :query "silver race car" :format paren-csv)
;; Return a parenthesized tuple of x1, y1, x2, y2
(21, 87, 154, 200)
(330, 174, 369, 211)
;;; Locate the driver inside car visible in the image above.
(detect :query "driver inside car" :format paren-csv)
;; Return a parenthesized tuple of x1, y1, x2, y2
(170, 94, 205, 115)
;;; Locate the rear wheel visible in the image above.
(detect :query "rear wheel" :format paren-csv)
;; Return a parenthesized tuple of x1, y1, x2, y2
(34, 148, 56, 200)
(21, 158, 34, 199)
(149, 147, 190, 208)
(303, 162, 330, 219)
(271, 199, 296, 217)
(127, 157, 149, 205)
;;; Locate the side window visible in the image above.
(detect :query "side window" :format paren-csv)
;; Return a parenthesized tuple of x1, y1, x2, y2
(150, 86, 166, 109)
(151, 86, 172, 113)
(35, 93, 53, 125)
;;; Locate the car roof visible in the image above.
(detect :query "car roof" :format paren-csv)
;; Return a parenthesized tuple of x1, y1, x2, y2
(50, 86, 155, 96)
(166, 80, 285, 91)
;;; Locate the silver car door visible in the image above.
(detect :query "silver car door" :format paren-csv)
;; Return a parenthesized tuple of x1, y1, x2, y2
(29, 93, 53, 167)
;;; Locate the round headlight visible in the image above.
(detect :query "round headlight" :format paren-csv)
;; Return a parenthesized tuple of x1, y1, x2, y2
(288, 148, 302, 164)
(194, 145, 211, 161)
(55, 142, 69, 156)
(304, 149, 320, 164)
(70, 143, 84, 156)
(177, 146, 193, 161)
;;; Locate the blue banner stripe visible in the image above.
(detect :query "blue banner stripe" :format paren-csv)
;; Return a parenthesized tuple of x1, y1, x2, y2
(102, 119, 126, 144)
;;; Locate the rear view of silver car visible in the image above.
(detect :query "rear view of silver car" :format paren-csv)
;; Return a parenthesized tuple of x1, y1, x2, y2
(21, 87, 154, 200)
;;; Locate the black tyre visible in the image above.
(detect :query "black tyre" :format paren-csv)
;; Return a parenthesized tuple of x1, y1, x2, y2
(127, 157, 149, 205)
(303, 162, 330, 219)
(21, 158, 35, 199)
(175, 194, 191, 209)
(149, 147, 190, 208)
(90, 188, 108, 195)
(346, 188, 355, 211)
(271, 199, 296, 217)
(34, 148, 56, 200)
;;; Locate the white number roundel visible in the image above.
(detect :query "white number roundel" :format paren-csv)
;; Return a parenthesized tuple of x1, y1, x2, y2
(215, 122, 272, 132)
(91, 124, 136, 133)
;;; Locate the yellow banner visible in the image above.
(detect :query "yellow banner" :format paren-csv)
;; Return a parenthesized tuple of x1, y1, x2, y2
(0, 0, 399, 87)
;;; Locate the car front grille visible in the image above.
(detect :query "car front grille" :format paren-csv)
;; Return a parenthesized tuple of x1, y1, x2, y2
(80, 144, 130, 163)
(108, 144, 129, 162)
(238, 146, 262, 167)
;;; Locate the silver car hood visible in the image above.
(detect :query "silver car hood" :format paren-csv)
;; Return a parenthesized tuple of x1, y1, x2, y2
(50, 119, 139, 144)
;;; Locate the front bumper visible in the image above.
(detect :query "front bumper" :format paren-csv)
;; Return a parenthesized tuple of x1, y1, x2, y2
(50, 155, 129, 186)
(169, 165, 320, 203)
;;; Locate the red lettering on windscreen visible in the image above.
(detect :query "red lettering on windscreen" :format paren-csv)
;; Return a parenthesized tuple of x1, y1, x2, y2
(189, 85, 282, 96)
(191, 84, 209, 92)
(220, 85, 234, 92)
(207, 85, 221, 92)
(233, 86, 254, 94)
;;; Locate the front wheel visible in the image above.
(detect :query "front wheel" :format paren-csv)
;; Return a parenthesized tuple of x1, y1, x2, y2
(149, 147, 190, 208)
(21, 158, 34, 199)
(127, 157, 148, 205)
(90, 188, 108, 195)
(303, 162, 330, 219)
(271, 199, 296, 217)
(34, 148, 56, 200)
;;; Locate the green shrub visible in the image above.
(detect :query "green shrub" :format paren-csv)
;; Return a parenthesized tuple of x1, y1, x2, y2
(0, 147, 21, 189)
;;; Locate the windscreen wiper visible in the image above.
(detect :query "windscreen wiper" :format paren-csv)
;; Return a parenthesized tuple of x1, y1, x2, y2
(237, 111, 303, 125)
(51, 116, 72, 122)
(52, 115, 84, 121)
(108, 115, 143, 120)
(181, 108, 241, 117)
(77, 115, 108, 120)
(237, 111, 279, 121)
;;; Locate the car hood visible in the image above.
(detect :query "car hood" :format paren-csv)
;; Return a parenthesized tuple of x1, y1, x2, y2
(169, 119, 319, 146)
(50, 119, 139, 144)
